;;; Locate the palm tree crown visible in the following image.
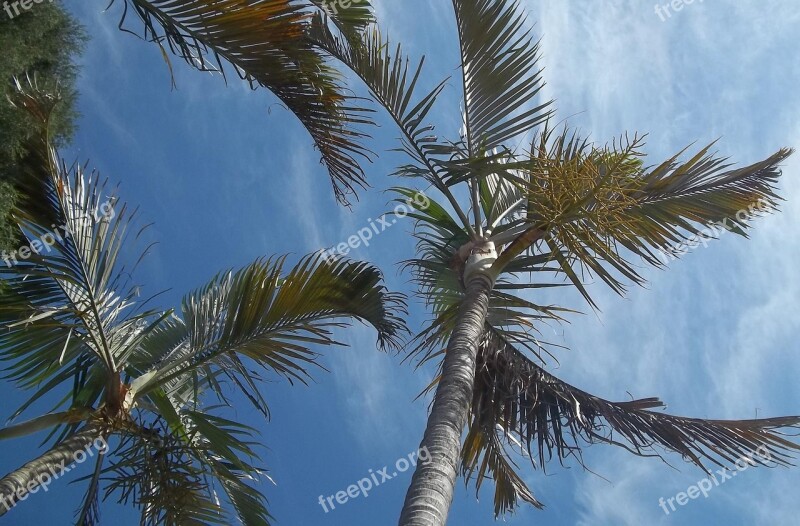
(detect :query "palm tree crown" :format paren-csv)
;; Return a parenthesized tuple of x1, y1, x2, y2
(0, 82, 407, 524)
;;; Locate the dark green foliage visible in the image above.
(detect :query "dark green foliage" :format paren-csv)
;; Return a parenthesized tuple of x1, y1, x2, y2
(0, 1, 85, 250)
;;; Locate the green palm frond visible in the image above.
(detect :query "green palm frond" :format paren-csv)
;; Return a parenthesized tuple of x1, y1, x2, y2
(132, 254, 407, 402)
(105, 422, 231, 525)
(93, 370, 277, 526)
(627, 145, 789, 252)
(105, 378, 271, 525)
(112, 0, 377, 205)
(309, 0, 374, 41)
(185, 411, 273, 526)
(490, 125, 793, 304)
(312, 21, 448, 177)
(465, 331, 800, 514)
(310, 19, 478, 229)
(452, 0, 553, 153)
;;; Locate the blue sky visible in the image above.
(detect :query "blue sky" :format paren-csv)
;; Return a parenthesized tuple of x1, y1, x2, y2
(2, 0, 800, 524)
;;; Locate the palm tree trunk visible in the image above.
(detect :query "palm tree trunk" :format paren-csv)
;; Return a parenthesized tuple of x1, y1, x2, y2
(399, 273, 493, 526)
(0, 427, 101, 516)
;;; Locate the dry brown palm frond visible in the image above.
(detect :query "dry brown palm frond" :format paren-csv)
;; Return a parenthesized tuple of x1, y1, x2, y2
(461, 329, 800, 516)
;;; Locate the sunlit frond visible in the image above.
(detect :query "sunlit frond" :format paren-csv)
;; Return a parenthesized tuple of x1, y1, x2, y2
(312, 21, 447, 177)
(491, 125, 793, 304)
(112, 0, 377, 205)
(452, 0, 553, 153)
(310, 19, 477, 229)
(1, 83, 159, 417)
(132, 254, 407, 402)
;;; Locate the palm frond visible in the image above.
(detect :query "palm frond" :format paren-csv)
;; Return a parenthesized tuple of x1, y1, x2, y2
(1, 83, 158, 415)
(312, 22, 447, 177)
(104, 421, 231, 525)
(309, 0, 374, 41)
(465, 331, 800, 513)
(452, 0, 552, 153)
(133, 254, 407, 400)
(310, 20, 476, 228)
(112, 0, 377, 205)
(490, 125, 793, 303)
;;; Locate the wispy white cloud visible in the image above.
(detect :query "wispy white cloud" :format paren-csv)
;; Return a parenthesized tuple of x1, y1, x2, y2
(575, 453, 666, 526)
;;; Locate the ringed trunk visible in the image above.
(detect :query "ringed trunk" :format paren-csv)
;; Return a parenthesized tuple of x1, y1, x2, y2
(399, 272, 493, 526)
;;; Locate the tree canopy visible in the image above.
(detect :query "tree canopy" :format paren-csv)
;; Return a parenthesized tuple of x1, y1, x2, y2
(0, 1, 85, 250)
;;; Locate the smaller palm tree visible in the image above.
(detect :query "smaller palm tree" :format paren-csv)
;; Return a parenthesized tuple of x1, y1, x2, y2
(0, 83, 407, 524)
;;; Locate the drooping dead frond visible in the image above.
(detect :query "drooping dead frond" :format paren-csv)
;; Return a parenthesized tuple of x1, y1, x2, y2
(463, 331, 800, 514)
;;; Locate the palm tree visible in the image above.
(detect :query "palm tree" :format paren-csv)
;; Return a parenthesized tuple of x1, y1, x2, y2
(300, 1, 798, 524)
(0, 83, 406, 524)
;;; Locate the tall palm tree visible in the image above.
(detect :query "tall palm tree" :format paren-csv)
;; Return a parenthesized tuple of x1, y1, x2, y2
(304, 1, 798, 524)
(0, 83, 406, 524)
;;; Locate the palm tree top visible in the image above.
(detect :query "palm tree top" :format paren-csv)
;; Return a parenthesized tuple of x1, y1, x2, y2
(0, 80, 407, 524)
